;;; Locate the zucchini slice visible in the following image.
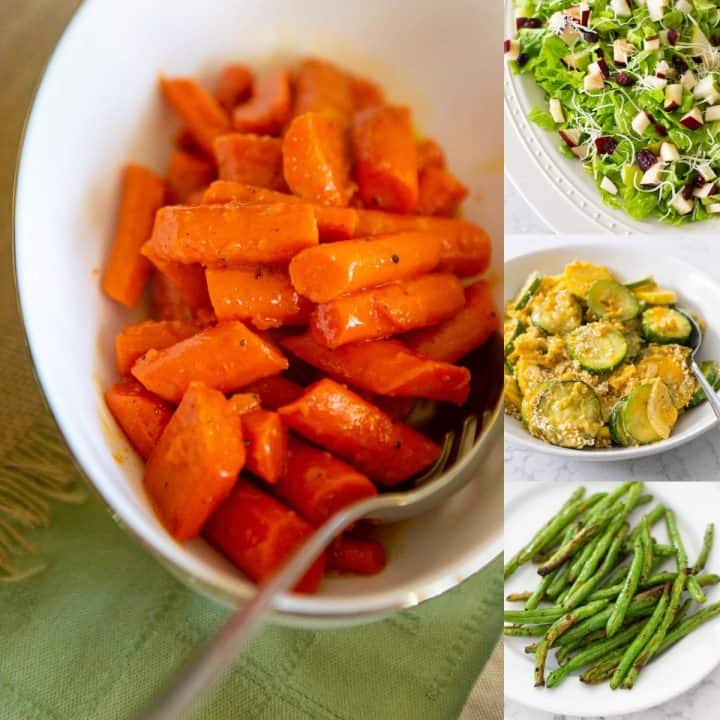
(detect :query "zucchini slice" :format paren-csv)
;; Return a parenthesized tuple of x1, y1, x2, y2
(563, 260, 613, 299)
(646, 379, 678, 440)
(624, 276, 655, 290)
(513, 271, 542, 310)
(609, 399, 633, 447)
(623, 384, 662, 445)
(566, 323, 628, 373)
(533, 381, 604, 449)
(587, 279, 640, 321)
(641, 307, 692, 345)
(688, 360, 720, 408)
(521, 381, 552, 428)
(635, 289, 678, 305)
(531, 290, 583, 335)
(504, 318, 525, 356)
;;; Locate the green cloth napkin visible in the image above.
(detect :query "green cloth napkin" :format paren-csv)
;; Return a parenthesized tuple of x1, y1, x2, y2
(0, 3, 502, 718)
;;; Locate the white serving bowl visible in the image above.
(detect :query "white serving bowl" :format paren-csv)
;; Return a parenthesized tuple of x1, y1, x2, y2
(504, 244, 720, 461)
(14, 0, 503, 625)
(503, 0, 720, 235)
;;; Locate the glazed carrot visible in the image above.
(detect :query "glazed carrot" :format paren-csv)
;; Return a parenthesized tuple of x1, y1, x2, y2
(240, 409, 288, 484)
(212, 134, 286, 190)
(204, 479, 325, 593)
(282, 112, 353, 207)
(278, 379, 441, 486)
(311, 273, 465, 349)
(352, 105, 419, 213)
(132, 321, 288, 403)
(233, 69, 292, 135)
(101, 165, 166, 308)
(144, 202, 318, 266)
(281, 334, 471, 405)
(328, 536, 386, 575)
(416, 167, 468, 217)
(274, 437, 377, 526)
(293, 58, 355, 123)
(104, 379, 173, 461)
(206, 266, 312, 330)
(354, 210, 490, 277)
(416, 138, 446, 171)
(350, 75, 384, 111)
(242, 376, 304, 410)
(175, 127, 204, 156)
(404, 281, 499, 362)
(115, 320, 201, 376)
(160, 77, 231, 156)
(289, 232, 442, 303)
(202, 181, 358, 240)
(228, 392, 261, 415)
(150, 270, 195, 321)
(166, 149, 216, 204)
(215, 64, 253, 113)
(145, 382, 245, 540)
(143, 243, 212, 313)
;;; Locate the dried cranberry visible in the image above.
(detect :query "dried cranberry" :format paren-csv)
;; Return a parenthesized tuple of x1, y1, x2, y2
(583, 29, 599, 42)
(668, 29, 679, 46)
(672, 56, 689, 75)
(504, 39, 511, 53)
(597, 59, 610, 78)
(596, 48, 605, 58)
(616, 72, 635, 87)
(694, 174, 705, 188)
(516, 17, 542, 29)
(595, 136, 618, 155)
(683, 184, 695, 200)
(637, 149, 657, 171)
(516, 53, 529, 67)
(654, 124, 668, 137)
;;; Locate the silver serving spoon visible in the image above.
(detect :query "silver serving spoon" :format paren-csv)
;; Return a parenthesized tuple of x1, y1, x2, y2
(685, 312, 720, 420)
(139, 357, 502, 720)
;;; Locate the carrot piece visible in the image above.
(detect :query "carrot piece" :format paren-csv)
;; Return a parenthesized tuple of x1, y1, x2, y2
(132, 321, 288, 403)
(350, 75, 384, 111)
(144, 202, 318, 266)
(228, 392, 261, 416)
(282, 334, 470, 405)
(404, 281, 499, 363)
(166, 150, 216, 204)
(215, 64, 254, 113)
(175, 127, 205, 156)
(354, 210, 491, 277)
(212, 134, 286, 190)
(202, 181, 358, 240)
(160, 77, 231, 156)
(233, 69, 292, 135)
(279, 379, 440, 486)
(274, 437, 377, 526)
(115, 320, 201, 376)
(416, 167, 469, 217)
(204, 479, 325, 593)
(289, 232, 442, 303)
(144, 382, 245, 540)
(150, 270, 196, 321)
(416, 138, 446, 171)
(104, 379, 173, 461)
(293, 58, 355, 123)
(352, 105, 419, 213)
(311, 273, 465, 349)
(328, 536, 386, 575)
(282, 112, 353, 207)
(101, 165, 166, 308)
(242, 376, 304, 410)
(206, 265, 312, 330)
(239, 409, 288, 484)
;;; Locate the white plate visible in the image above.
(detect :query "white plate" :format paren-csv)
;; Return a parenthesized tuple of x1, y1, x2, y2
(13, 0, 503, 625)
(505, 481, 720, 717)
(503, 0, 720, 235)
(504, 244, 720, 461)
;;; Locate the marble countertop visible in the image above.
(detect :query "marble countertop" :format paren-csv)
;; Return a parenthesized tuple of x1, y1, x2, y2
(504, 233, 720, 718)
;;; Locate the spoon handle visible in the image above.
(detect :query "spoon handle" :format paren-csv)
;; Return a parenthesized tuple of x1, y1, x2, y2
(138, 496, 379, 720)
(691, 359, 720, 422)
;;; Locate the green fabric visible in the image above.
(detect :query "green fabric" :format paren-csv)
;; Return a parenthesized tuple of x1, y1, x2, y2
(0, 489, 502, 720)
(0, 3, 502, 718)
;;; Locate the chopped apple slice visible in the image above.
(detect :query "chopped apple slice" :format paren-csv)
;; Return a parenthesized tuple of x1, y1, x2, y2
(664, 84, 683, 110)
(584, 62, 605, 91)
(549, 98, 565, 123)
(655, 61, 676, 78)
(693, 75, 720, 104)
(682, 70, 698, 91)
(660, 142, 680, 162)
(571, 143, 590, 159)
(559, 129, 581, 147)
(613, 38, 636, 65)
(693, 182, 717, 199)
(640, 162, 666, 187)
(706, 106, 720, 122)
(675, 0, 693, 13)
(504, 39, 521, 61)
(707, 203, 720, 213)
(600, 176, 618, 195)
(670, 192, 694, 215)
(647, 0, 668, 22)
(644, 36, 661, 51)
(680, 107, 704, 130)
(631, 111, 651, 135)
(610, 0, 632, 16)
(699, 164, 717, 181)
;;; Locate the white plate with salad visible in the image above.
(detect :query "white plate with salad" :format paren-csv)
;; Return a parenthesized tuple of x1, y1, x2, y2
(505, 0, 720, 233)
(504, 245, 720, 460)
